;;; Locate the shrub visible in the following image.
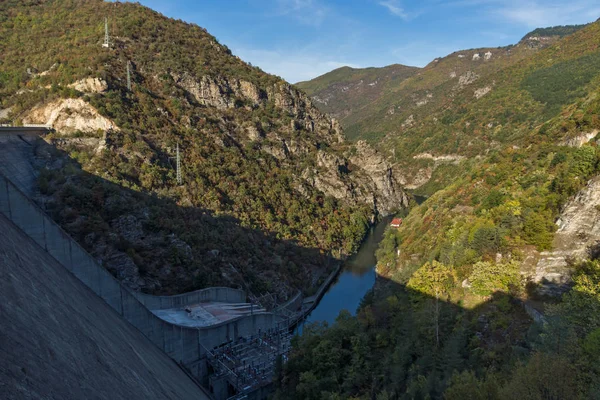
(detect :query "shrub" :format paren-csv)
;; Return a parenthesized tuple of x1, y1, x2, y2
(468, 261, 521, 296)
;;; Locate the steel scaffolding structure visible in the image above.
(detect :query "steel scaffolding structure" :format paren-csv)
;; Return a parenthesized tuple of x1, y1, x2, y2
(207, 325, 292, 398)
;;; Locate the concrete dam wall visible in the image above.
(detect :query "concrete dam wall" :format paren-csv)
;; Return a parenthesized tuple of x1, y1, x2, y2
(0, 172, 280, 381)
(0, 212, 210, 399)
(0, 133, 41, 196)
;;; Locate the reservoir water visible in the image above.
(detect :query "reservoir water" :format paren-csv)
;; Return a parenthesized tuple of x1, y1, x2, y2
(297, 217, 391, 331)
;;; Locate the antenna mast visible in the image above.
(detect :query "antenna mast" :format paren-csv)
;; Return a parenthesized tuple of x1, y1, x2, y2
(102, 17, 110, 48)
(126, 60, 132, 91)
(176, 142, 182, 185)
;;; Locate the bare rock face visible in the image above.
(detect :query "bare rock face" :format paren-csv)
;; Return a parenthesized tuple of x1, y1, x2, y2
(524, 36, 554, 49)
(245, 124, 263, 141)
(350, 141, 409, 214)
(173, 73, 234, 109)
(301, 150, 352, 200)
(105, 251, 142, 288)
(23, 98, 118, 134)
(301, 141, 409, 215)
(413, 153, 466, 165)
(457, 71, 479, 87)
(396, 152, 466, 190)
(0, 106, 12, 120)
(262, 140, 290, 160)
(172, 72, 265, 109)
(401, 114, 415, 128)
(561, 130, 598, 147)
(112, 215, 145, 242)
(68, 77, 108, 94)
(301, 167, 352, 201)
(236, 79, 263, 105)
(531, 176, 600, 295)
(172, 73, 344, 144)
(396, 166, 433, 190)
(474, 86, 492, 99)
(49, 136, 107, 155)
(266, 82, 344, 143)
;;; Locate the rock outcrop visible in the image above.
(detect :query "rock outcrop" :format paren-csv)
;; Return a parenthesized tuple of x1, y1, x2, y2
(529, 176, 600, 295)
(561, 130, 598, 147)
(68, 77, 108, 93)
(413, 153, 466, 165)
(474, 86, 492, 99)
(23, 98, 118, 134)
(301, 140, 409, 215)
(0, 107, 12, 120)
(166, 72, 406, 214)
(350, 141, 409, 214)
(457, 71, 479, 87)
(172, 73, 343, 143)
(395, 166, 433, 190)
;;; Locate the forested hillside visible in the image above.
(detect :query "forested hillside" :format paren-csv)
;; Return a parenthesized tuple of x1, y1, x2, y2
(278, 21, 600, 399)
(300, 23, 600, 195)
(296, 64, 419, 122)
(0, 0, 407, 300)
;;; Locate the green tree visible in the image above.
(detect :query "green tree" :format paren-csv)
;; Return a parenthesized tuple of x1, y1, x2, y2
(468, 261, 521, 297)
(500, 353, 578, 400)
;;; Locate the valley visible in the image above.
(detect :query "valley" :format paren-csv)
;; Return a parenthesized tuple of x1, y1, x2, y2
(296, 216, 392, 331)
(1, 1, 600, 399)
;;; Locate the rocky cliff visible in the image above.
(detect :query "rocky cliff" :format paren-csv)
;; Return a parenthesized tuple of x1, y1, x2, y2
(300, 140, 409, 215)
(23, 70, 406, 215)
(524, 175, 600, 296)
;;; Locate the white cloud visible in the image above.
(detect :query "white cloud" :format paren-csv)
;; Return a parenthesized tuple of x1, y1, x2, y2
(275, 0, 329, 26)
(378, 0, 409, 19)
(436, 0, 598, 28)
(231, 47, 361, 83)
(441, 0, 600, 28)
(497, 2, 574, 27)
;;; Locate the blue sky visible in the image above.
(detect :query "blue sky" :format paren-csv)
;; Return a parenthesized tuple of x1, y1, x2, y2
(125, 0, 600, 83)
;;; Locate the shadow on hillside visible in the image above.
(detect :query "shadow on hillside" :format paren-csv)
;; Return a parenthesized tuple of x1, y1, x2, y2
(280, 257, 600, 399)
(26, 135, 337, 305)
(9, 135, 599, 399)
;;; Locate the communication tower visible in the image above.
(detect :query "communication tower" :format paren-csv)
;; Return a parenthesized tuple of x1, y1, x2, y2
(102, 17, 110, 48)
(176, 142, 182, 185)
(126, 61, 132, 91)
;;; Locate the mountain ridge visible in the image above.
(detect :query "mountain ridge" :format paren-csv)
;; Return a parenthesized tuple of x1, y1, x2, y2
(298, 21, 600, 192)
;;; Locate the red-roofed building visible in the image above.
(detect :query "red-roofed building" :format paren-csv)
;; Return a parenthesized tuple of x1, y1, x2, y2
(390, 218, 403, 228)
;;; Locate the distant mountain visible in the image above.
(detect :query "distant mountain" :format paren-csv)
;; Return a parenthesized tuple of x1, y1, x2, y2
(296, 64, 420, 123)
(522, 24, 588, 40)
(278, 22, 600, 399)
(0, 0, 408, 300)
(298, 23, 600, 192)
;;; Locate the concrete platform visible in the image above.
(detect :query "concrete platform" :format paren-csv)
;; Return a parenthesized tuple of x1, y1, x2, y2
(153, 302, 267, 328)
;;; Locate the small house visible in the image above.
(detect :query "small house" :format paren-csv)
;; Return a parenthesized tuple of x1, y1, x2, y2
(390, 218, 403, 228)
